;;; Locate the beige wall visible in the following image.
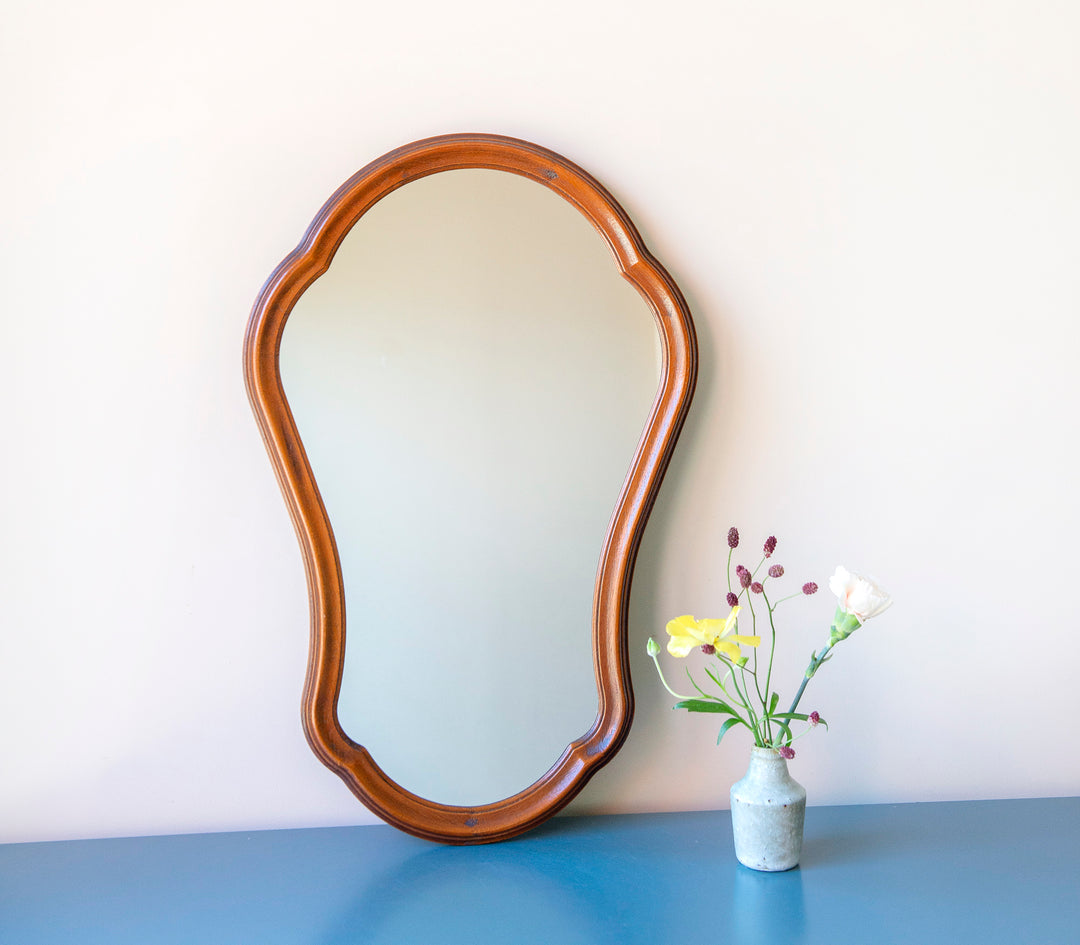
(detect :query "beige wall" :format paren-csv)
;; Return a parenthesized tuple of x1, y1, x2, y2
(3, 0, 1078, 842)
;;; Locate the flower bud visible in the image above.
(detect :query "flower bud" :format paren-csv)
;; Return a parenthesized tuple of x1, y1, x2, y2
(736, 566, 751, 589)
(736, 655, 749, 667)
(802, 582, 818, 595)
(768, 564, 784, 579)
(727, 527, 739, 549)
(809, 711, 820, 726)
(777, 746, 795, 759)
(829, 607, 862, 644)
(750, 581, 763, 594)
(646, 638, 660, 657)
(726, 591, 739, 607)
(763, 536, 777, 557)
(700, 643, 716, 655)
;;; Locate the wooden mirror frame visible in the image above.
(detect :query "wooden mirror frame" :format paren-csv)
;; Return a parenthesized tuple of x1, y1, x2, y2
(243, 133, 697, 843)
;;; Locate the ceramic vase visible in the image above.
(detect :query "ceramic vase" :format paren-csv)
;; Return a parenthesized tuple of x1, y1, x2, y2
(730, 746, 806, 871)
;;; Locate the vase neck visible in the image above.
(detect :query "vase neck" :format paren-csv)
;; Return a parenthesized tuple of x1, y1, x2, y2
(746, 747, 791, 778)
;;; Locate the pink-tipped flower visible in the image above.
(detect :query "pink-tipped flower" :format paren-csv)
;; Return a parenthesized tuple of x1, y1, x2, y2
(802, 582, 818, 595)
(700, 643, 716, 655)
(763, 536, 777, 557)
(727, 527, 740, 549)
(726, 591, 739, 607)
(809, 711, 820, 726)
(736, 566, 752, 589)
(768, 564, 784, 579)
(777, 746, 795, 759)
(750, 581, 763, 594)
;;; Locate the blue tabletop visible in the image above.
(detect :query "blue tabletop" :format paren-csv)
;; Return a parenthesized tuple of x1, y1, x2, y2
(2, 797, 1077, 944)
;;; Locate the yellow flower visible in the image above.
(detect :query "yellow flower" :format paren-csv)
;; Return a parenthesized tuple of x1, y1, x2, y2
(665, 606, 760, 661)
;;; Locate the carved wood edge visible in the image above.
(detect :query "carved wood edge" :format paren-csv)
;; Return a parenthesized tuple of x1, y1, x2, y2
(243, 133, 698, 843)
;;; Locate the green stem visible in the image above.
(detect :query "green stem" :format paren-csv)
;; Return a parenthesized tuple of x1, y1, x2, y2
(745, 597, 764, 700)
(762, 590, 780, 746)
(721, 663, 749, 705)
(787, 643, 834, 717)
(786, 723, 821, 746)
(742, 594, 769, 742)
(762, 588, 778, 719)
(723, 656, 757, 677)
(729, 665, 762, 746)
(649, 651, 692, 701)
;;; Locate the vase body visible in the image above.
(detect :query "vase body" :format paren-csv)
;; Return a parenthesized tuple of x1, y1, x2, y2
(730, 747, 806, 871)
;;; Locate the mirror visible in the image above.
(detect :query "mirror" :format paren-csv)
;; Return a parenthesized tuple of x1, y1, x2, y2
(279, 169, 659, 806)
(244, 135, 697, 842)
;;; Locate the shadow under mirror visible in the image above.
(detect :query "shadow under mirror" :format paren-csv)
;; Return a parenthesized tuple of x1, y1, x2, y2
(279, 169, 661, 807)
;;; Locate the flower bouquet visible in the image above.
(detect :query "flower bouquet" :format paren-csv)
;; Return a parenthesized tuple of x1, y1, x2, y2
(647, 528, 891, 870)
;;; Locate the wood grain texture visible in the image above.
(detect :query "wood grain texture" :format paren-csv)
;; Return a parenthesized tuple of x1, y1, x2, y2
(243, 134, 698, 843)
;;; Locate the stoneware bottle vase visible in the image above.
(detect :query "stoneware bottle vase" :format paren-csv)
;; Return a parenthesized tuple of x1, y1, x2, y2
(730, 747, 807, 871)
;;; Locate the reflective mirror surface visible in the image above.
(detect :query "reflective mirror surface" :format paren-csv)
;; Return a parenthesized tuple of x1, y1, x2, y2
(280, 170, 659, 805)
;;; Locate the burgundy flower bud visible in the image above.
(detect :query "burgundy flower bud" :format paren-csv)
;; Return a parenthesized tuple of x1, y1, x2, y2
(768, 564, 784, 579)
(727, 527, 739, 549)
(809, 711, 820, 726)
(700, 643, 716, 655)
(750, 581, 763, 594)
(726, 591, 739, 608)
(763, 535, 777, 557)
(777, 746, 795, 759)
(738, 567, 752, 589)
(802, 582, 818, 595)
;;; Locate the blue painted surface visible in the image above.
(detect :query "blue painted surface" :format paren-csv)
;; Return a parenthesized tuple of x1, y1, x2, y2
(1, 798, 1077, 944)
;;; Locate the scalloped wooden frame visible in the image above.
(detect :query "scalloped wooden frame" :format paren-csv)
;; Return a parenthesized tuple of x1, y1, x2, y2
(243, 134, 697, 843)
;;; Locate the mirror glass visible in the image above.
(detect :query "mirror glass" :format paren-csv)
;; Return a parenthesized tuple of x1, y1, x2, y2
(279, 169, 659, 806)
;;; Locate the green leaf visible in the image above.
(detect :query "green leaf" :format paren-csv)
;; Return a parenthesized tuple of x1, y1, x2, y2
(703, 665, 726, 690)
(771, 719, 793, 744)
(674, 699, 739, 715)
(717, 717, 744, 745)
(768, 692, 779, 715)
(771, 711, 829, 731)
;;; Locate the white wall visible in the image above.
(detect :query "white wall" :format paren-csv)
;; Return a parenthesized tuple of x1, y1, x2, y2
(3, 0, 1078, 843)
